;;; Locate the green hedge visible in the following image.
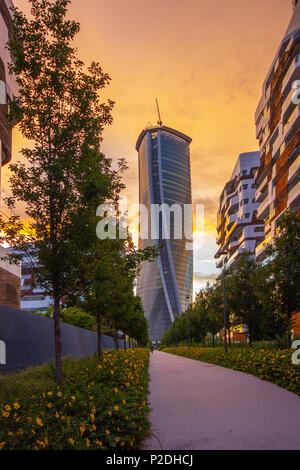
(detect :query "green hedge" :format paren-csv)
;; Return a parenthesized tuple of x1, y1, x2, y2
(0, 349, 150, 450)
(163, 347, 300, 395)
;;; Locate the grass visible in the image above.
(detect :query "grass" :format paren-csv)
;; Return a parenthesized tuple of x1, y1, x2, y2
(0, 349, 150, 450)
(162, 346, 300, 396)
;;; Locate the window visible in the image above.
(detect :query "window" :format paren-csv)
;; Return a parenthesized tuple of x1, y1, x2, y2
(242, 184, 248, 190)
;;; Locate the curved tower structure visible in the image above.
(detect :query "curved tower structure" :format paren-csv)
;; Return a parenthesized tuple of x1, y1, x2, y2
(136, 125, 193, 341)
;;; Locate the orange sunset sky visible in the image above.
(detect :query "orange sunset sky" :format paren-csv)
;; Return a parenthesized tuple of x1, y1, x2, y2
(5, 0, 294, 293)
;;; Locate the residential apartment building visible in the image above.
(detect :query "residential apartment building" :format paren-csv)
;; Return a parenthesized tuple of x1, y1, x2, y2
(0, 0, 20, 309)
(215, 152, 265, 270)
(136, 125, 193, 341)
(20, 259, 53, 312)
(255, 0, 300, 263)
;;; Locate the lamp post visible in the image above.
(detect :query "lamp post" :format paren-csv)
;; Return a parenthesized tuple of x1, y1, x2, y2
(219, 250, 228, 353)
(185, 295, 191, 348)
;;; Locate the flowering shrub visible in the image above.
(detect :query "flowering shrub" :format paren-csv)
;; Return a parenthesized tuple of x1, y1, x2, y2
(0, 349, 150, 450)
(163, 347, 300, 395)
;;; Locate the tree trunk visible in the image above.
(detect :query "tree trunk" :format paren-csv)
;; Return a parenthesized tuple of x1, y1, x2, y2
(287, 305, 292, 349)
(212, 334, 215, 348)
(53, 294, 62, 387)
(124, 333, 127, 350)
(249, 325, 253, 347)
(227, 324, 231, 347)
(97, 313, 102, 358)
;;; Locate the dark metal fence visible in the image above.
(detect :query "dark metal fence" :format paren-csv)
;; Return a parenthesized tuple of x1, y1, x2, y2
(0, 305, 120, 373)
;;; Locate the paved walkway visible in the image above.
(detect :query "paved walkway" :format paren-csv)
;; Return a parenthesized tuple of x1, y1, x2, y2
(144, 351, 300, 450)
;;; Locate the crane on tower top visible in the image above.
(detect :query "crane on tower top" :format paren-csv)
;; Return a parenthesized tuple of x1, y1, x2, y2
(156, 98, 163, 127)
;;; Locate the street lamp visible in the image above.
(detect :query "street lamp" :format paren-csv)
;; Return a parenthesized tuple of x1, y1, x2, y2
(185, 295, 191, 348)
(218, 250, 228, 353)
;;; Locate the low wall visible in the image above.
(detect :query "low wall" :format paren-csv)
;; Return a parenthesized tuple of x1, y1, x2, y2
(0, 305, 121, 373)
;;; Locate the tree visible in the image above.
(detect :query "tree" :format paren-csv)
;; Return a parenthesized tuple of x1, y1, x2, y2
(73, 232, 157, 357)
(205, 284, 224, 346)
(265, 210, 300, 346)
(227, 252, 262, 346)
(0, 0, 122, 385)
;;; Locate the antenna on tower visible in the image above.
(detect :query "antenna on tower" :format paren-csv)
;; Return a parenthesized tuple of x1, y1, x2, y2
(156, 98, 163, 126)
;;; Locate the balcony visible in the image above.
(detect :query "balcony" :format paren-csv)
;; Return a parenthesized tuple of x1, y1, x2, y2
(283, 104, 300, 137)
(255, 233, 272, 261)
(289, 154, 300, 180)
(257, 197, 270, 220)
(288, 179, 300, 205)
(257, 187, 268, 203)
(282, 54, 300, 93)
(226, 213, 237, 231)
(282, 84, 297, 116)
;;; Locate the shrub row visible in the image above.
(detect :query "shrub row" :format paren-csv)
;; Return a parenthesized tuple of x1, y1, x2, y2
(163, 347, 300, 395)
(0, 349, 150, 450)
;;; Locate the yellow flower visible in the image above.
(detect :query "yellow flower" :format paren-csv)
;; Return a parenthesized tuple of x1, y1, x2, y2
(36, 417, 43, 427)
(68, 438, 75, 445)
(90, 413, 95, 422)
(47, 392, 53, 397)
(105, 429, 110, 435)
(0, 442, 6, 450)
(96, 441, 103, 447)
(86, 438, 90, 447)
(4, 405, 11, 412)
(110, 370, 114, 375)
(1, 411, 9, 418)
(71, 396, 76, 401)
(114, 388, 118, 393)
(113, 405, 119, 411)
(47, 403, 52, 408)
(57, 391, 62, 397)
(122, 399, 126, 404)
(80, 425, 85, 434)
(108, 411, 112, 416)
(13, 403, 20, 410)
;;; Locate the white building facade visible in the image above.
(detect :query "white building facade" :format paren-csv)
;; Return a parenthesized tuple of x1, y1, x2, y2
(215, 152, 265, 269)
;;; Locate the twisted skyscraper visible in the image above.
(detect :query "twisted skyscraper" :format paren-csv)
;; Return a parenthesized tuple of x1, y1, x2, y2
(136, 125, 193, 341)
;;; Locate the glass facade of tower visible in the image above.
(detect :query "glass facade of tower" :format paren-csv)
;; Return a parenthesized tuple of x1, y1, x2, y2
(136, 126, 193, 341)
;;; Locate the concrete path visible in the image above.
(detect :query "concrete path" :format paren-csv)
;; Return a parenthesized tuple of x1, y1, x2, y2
(144, 351, 300, 450)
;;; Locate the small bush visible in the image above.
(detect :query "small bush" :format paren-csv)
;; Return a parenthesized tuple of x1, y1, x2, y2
(0, 349, 150, 450)
(163, 347, 300, 395)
